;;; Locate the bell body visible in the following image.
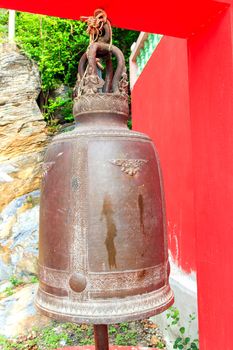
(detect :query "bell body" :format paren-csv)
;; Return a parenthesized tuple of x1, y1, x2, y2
(35, 94, 174, 324)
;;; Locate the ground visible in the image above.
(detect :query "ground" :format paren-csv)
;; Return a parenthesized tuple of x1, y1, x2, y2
(0, 319, 166, 350)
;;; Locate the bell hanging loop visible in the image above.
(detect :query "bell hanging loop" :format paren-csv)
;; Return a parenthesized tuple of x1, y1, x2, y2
(75, 13, 127, 98)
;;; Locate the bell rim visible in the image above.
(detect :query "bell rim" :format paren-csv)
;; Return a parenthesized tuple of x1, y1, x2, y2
(35, 285, 174, 324)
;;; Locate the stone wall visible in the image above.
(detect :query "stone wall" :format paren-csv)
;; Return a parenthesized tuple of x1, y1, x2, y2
(0, 44, 51, 335)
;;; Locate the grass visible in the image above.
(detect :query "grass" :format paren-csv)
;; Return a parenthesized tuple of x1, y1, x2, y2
(0, 319, 165, 350)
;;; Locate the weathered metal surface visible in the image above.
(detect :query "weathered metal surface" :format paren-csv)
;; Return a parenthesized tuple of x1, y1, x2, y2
(35, 11, 174, 324)
(94, 325, 109, 350)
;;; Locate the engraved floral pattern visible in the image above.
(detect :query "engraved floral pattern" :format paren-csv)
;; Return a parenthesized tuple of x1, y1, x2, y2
(36, 285, 174, 322)
(110, 159, 148, 176)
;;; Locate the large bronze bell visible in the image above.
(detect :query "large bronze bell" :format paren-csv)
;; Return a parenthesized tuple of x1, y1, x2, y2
(35, 9, 173, 336)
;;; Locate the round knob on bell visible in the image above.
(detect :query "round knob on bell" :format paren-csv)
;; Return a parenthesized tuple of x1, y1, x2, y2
(69, 273, 87, 292)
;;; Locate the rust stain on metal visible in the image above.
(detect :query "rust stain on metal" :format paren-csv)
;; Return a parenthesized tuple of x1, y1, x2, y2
(138, 193, 145, 235)
(102, 195, 117, 269)
(138, 269, 146, 279)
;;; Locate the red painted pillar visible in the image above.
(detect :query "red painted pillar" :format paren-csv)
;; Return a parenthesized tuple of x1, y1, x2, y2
(188, 4, 233, 349)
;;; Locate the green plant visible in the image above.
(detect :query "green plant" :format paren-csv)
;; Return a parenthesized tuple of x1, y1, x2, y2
(0, 9, 8, 43)
(15, 13, 89, 93)
(119, 322, 130, 332)
(115, 331, 137, 346)
(2, 275, 25, 297)
(127, 118, 132, 129)
(0, 335, 12, 350)
(0, 334, 38, 350)
(44, 96, 73, 124)
(3, 275, 24, 295)
(13, 12, 138, 96)
(0, 11, 138, 127)
(166, 307, 199, 350)
(4, 286, 14, 296)
(26, 194, 33, 204)
(109, 325, 118, 334)
(40, 326, 72, 349)
(9, 275, 24, 287)
(30, 275, 39, 284)
(156, 340, 166, 349)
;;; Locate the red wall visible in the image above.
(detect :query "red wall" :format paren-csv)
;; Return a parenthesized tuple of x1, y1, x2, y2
(132, 37, 196, 273)
(188, 7, 233, 349)
(132, 5, 233, 348)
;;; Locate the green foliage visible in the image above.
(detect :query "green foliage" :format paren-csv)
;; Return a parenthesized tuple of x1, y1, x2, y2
(115, 331, 138, 346)
(119, 322, 130, 332)
(109, 325, 118, 334)
(0, 11, 138, 124)
(30, 275, 39, 284)
(15, 12, 89, 92)
(40, 326, 72, 349)
(0, 9, 8, 42)
(2, 275, 24, 296)
(1, 275, 39, 297)
(112, 28, 138, 70)
(157, 341, 167, 349)
(0, 335, 13, 350)
(44, 96, 73, 123)
(9, 275, 24, 287)
(1, 318, 199, 350)
(127, 118, 132, 129)
(13, 12, 138, 94)
(4, 286, 14, 296)
(0, 334, 38, 350)
(166, 307, 199, 350)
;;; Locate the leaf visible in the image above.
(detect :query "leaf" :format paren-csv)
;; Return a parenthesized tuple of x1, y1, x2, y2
(174, 337, 182, 345)
(184, 337, 191, 344)
(179, 327, 185, 334)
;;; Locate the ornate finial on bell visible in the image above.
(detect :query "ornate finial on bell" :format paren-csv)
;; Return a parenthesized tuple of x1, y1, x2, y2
(35, 8, 174, 341)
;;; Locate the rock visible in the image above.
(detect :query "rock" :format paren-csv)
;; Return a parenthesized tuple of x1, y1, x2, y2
(0, 44, 50, 281)
(0, 283, 51, 337)
(0, 44, 49, 211)
(0, 280, 11, 293)
(0, 191, 40, 280)
(51, 84, 70, 99)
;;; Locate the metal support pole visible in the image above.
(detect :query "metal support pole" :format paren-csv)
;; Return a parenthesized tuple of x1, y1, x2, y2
(94, 325, 109, 350)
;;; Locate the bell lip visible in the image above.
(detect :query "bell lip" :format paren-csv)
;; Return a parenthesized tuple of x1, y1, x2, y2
(34, 286, 174, 324)
(35, 299, 174, 325)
